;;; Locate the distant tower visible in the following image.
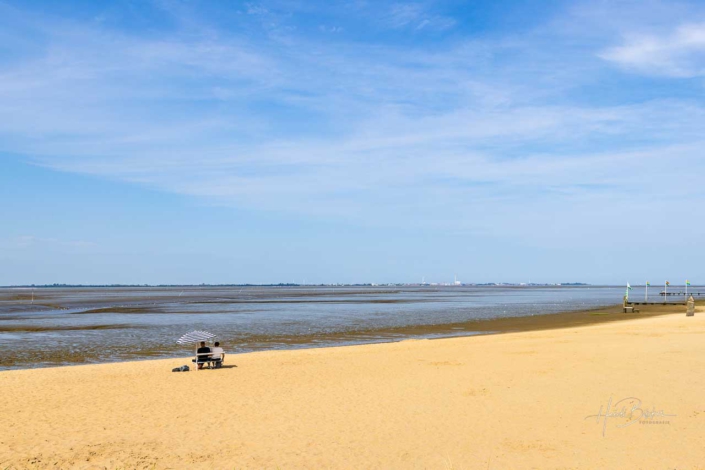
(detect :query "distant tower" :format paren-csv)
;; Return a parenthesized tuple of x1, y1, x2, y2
(454, 274, 461, 286)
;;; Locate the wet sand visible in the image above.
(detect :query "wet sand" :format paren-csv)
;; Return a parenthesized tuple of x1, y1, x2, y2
(360, 302, 679, 336)
(0, 300, 678, 370)
(1, 306, 703, 469)
(3, 285, 642, 370)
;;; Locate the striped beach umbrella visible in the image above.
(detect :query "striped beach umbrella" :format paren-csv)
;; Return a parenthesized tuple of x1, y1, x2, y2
(177, 330, 216, 344)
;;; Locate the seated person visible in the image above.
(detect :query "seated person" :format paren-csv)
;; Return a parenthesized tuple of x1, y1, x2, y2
(193, 341, 211, 369)
(210, 341, 225, 366)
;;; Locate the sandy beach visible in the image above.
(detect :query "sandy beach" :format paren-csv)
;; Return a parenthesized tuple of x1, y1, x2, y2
(2, 309, 704, 469)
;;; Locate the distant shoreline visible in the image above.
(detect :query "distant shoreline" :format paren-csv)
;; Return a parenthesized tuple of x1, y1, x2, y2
(3, 282, 593, 288)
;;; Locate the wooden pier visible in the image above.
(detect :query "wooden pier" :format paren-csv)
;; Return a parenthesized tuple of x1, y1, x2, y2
(628, 301, 686, 306)
(659, 291, 703, 296)
(625, 291, 700, 307)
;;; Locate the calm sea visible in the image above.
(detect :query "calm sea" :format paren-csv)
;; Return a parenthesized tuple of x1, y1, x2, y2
(0, 285, 639, 370)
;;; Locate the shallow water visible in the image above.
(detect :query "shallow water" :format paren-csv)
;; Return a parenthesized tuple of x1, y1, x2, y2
(0, 285, 634, 370)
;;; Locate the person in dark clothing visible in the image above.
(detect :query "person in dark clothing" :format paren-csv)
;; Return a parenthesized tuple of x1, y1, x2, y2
(194, 341, 211, 369)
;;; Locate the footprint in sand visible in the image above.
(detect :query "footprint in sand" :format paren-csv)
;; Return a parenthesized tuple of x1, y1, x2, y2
(463, 388, 490, 397)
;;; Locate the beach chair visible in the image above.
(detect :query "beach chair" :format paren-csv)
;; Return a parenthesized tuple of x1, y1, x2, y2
(209, 356, 224, 369)
(192, 352, 224, 369)
(192, 352, 214, 369)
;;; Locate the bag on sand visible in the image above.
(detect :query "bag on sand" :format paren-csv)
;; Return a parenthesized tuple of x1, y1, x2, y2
(172, 365, 190, 372)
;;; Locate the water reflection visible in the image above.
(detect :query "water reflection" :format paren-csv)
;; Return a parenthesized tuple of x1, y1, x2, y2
(0, 286, 623, 370)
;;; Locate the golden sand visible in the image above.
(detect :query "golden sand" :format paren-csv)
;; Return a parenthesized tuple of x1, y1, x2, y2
(2, 311, 704, 469)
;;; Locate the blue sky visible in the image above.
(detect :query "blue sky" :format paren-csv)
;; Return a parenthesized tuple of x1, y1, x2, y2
(1, 0, 705, 285)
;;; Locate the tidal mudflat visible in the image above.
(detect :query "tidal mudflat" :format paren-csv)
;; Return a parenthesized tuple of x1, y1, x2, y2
(0, 285, 674, 370)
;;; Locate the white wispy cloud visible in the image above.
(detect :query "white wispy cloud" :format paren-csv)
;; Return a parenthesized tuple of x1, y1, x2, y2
(3, 0, 705, 246)
(384, 3, 455, 31)
(319, 25, 343, 33)
(600, 22, 705, 77)
(245, 3, 269, 16)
